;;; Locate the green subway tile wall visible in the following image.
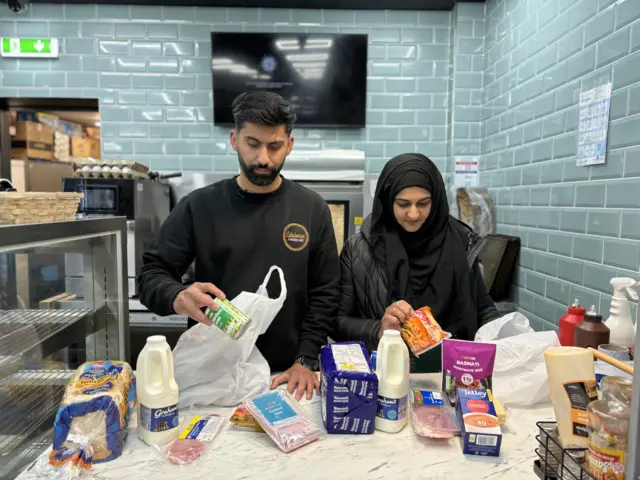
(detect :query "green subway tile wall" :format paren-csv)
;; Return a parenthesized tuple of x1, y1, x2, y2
(0, 5, 457, 174)
(1, 1, 639, 327)
(484, 0, 640, 329)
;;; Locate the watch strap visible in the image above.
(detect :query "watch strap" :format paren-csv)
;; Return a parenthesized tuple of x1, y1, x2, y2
(295, 356, 319, 371)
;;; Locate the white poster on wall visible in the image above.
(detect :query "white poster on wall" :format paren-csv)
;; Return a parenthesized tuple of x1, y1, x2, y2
(454, 156, 480, 188)
(576, 82, 612, 167)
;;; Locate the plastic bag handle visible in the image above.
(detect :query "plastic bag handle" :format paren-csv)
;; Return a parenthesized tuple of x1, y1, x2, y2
(259, 265, 287, 301)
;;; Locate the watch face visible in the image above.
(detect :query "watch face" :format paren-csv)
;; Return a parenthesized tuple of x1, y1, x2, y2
(297, 357, 318, 370)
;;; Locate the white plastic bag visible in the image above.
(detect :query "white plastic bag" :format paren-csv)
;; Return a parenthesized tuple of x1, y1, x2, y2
(475, 311, 534, 341)
(475, 312, 560, 406)
(173, 266, 287, 407)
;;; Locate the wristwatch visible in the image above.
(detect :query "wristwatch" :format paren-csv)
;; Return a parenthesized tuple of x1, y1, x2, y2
(295, 356, 319, 371)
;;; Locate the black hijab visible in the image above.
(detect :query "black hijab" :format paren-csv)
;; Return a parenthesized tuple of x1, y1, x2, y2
(369, 153, 476, 335)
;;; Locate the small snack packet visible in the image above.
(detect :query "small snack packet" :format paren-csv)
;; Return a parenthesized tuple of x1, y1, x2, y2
(401, 306, 451, 357)
(230, 406, 264, 432)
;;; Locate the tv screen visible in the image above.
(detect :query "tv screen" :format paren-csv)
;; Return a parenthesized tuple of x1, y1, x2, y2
(211, 32, 368, 127)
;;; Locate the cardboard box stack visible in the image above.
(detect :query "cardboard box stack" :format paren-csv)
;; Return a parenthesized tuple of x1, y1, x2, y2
(9, 111, 101, 162)
(71, 136, 101, 159)
(11, 121, 55, 161)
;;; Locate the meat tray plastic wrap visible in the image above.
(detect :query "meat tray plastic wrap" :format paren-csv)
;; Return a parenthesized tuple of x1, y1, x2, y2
(243, 390, 320, 452)
(410, 389, 459, 439)
(157, 413, 226, 466)
(320, 342, 378, 434)
(50, 361, 136, 466)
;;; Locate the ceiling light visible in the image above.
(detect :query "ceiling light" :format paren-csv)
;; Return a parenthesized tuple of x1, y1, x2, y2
(275, 39, 300, 51)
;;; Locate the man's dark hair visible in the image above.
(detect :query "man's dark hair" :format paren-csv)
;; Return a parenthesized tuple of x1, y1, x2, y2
(231, 91, 297, 136)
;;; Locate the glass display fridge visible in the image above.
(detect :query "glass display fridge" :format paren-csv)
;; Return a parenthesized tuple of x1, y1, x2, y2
(0, 217, 129, 479)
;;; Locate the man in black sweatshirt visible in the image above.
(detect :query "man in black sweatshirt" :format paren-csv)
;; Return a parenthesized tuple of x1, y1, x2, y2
(138, 91, 340, 400)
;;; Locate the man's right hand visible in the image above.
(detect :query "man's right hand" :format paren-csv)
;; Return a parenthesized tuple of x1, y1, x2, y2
(379, 300, 414, 338)
(173, 282, 226, 326)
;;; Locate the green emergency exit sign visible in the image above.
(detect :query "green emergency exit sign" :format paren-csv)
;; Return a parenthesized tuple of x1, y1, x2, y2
(1, 38, 59, 58)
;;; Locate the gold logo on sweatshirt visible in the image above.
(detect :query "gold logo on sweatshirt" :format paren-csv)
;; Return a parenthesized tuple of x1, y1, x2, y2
(283, 223, 309, 252)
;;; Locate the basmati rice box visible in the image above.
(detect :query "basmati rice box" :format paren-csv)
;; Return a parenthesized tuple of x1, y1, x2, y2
(320, 342, 378, 434)
(457, 387, 502, 457)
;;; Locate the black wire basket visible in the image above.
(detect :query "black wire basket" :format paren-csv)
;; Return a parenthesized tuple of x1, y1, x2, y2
(534, 421, 595, 480)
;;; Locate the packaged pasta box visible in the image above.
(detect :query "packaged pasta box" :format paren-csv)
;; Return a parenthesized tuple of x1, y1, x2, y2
(400, 306, 451, 357)
(457, 387, 502, 457)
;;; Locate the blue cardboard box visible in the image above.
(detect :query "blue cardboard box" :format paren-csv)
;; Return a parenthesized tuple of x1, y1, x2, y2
(457, 387, 502, 457)
(320, 342, 378, 434)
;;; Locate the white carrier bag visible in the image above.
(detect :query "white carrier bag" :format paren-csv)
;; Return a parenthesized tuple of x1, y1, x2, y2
(173, 266, 287, 407)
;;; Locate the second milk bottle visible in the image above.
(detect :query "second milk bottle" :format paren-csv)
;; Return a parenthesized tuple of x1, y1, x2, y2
(375, 330, 410, 433)
(136, 335, 180, 445)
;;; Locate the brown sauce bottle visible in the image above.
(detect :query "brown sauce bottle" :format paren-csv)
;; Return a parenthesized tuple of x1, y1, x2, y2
(574, 305, 610, 349)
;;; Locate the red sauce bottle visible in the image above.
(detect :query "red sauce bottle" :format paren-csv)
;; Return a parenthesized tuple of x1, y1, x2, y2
(559, 299, 586, 346)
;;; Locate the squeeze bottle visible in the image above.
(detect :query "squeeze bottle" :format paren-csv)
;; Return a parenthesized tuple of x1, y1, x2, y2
(574, 305, 610, 349)
(375, 330, 410, 433)
(604, 277, 638, 349)
(544, 346, 596, 448)
(559, 298, 585, 347)
(136, 335, 180, 445)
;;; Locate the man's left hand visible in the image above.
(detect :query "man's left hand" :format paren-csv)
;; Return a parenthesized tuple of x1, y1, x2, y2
(270, 363, 319, 401)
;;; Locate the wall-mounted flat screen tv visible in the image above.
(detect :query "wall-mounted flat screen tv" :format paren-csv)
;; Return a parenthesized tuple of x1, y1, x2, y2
(211, 32, 368, 127)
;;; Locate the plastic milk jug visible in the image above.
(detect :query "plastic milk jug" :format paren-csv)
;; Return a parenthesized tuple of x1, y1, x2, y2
(136, 335, 180, 445)
(375, 330, 410, 433)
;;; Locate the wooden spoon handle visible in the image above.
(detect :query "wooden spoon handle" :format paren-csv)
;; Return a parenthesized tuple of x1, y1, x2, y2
(588, 347, 634, 375)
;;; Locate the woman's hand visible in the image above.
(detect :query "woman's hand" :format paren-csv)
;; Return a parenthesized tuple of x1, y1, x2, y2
(380, 300, 414, 338)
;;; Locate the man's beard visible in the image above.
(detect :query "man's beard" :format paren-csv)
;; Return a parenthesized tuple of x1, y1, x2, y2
(238, 153, 285, 187)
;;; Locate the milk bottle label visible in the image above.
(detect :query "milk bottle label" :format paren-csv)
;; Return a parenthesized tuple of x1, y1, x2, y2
(140, 403, 179, 432)
(376, 395, 408, 421)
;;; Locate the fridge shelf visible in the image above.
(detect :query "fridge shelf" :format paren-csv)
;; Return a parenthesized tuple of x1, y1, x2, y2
(0, 309, 94, 361)
(0, 369, 74, 455)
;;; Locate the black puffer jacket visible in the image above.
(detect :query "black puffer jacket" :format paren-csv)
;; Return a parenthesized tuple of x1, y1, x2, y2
(334, 215, 499, 354)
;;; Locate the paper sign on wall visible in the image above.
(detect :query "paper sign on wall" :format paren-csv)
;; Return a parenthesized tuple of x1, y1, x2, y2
(576, 82, 611, 167)
(454, 156, 479, 188)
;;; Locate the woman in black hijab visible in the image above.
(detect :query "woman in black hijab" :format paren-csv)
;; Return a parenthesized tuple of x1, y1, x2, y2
(334, 153, 498, 372)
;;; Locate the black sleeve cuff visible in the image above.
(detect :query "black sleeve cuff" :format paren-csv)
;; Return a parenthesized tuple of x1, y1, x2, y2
(164, 283, 188, 316)
(296, 339, 321, 362)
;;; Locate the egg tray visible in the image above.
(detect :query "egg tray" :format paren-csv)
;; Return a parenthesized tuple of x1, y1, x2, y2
(73, 170, 149, 180)
(74, 160, 149, 173)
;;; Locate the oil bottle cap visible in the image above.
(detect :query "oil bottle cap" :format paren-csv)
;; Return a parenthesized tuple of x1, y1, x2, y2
(584, 305, 602, 322)
(571, 298, 580, 307)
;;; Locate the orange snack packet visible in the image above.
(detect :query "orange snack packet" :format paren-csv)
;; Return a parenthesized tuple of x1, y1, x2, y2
(230, 406, 264, 432)
(401, 306, 451, 356)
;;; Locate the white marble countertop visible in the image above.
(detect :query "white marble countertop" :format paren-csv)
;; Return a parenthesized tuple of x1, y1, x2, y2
(17, 375, 555, 480)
